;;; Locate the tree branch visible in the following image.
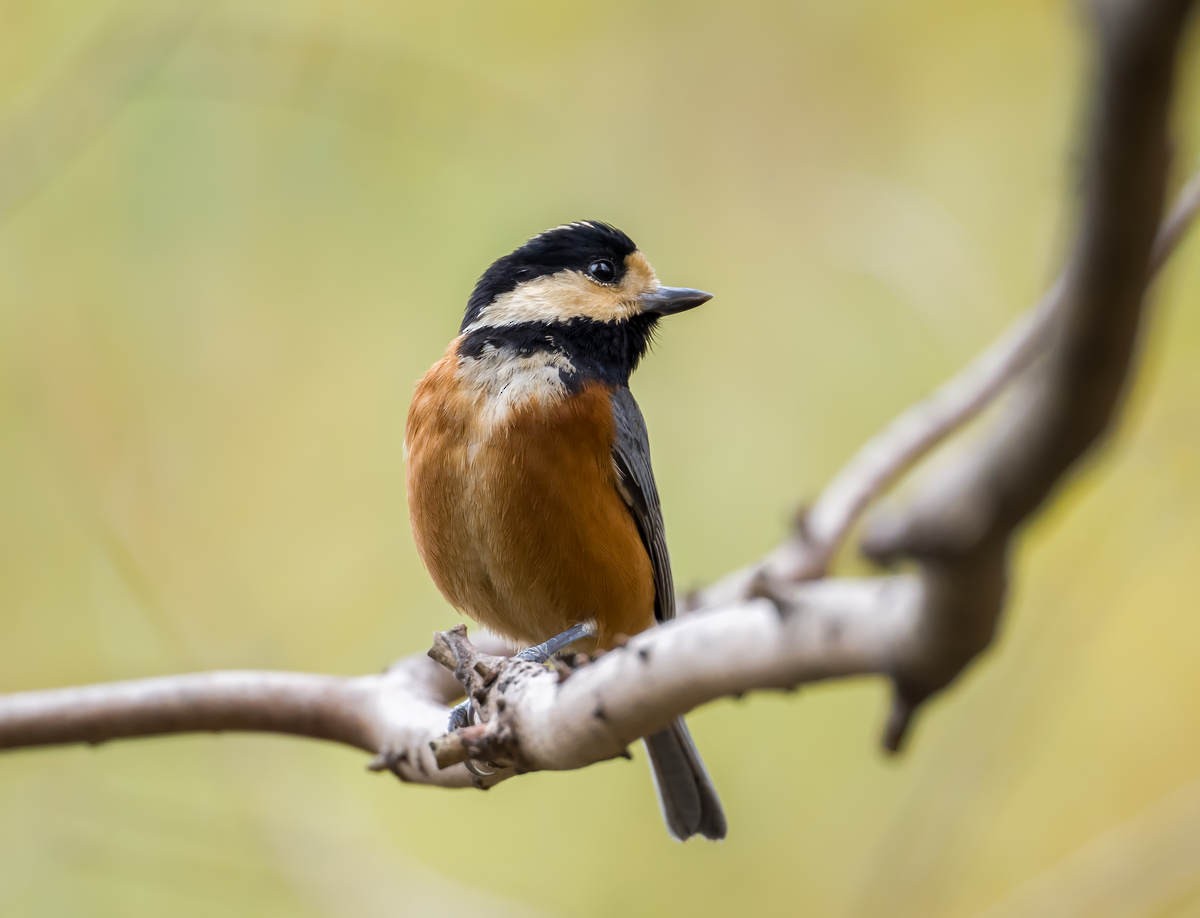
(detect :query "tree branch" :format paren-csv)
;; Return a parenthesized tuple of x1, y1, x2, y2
(0, 578, 926, 788)
(0, 0, 1195, 790)
(705, 160, 1200, 601)
(0, 655, 483, 787)
(858, 0, 1196, 746)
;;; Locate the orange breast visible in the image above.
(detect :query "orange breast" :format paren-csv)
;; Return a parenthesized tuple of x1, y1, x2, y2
(405, 343, 655, 650)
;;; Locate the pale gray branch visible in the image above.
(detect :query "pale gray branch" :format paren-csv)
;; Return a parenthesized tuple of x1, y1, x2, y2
(426, 578, 923, 776)
(0, 655, 480, 788)
(0, 580, 923, 788)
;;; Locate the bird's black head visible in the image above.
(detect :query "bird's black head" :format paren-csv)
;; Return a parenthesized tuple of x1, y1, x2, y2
(458, 221, 712, 387)
(463, 221, 637, 330)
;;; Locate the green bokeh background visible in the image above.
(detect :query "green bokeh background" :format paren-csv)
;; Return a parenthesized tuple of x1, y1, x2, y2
(2, 2, 1199, 915)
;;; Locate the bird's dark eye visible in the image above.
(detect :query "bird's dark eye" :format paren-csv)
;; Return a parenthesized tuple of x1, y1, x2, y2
(587, 259, 617, 284)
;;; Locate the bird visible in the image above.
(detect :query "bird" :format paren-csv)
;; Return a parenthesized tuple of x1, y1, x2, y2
(404, 220, 726, 841)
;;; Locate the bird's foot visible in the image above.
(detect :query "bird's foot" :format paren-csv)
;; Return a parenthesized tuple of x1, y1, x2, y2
(442, 697, 498, 777)
(443, 621, 595, 734)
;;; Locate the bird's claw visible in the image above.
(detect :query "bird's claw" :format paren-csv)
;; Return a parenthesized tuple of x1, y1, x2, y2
(447, 698, 474, 732)
(445, 697, 498, 777)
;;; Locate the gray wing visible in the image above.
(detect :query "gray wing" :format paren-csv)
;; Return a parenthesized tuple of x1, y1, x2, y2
(612, 388, 726, 841)
(610, 386, 675, 623)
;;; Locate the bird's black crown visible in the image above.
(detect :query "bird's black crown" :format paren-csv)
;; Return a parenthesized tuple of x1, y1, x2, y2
(461, 221, 637, 331)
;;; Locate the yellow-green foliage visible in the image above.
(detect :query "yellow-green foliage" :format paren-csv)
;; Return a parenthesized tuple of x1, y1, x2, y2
(2, 2, 1199, 915)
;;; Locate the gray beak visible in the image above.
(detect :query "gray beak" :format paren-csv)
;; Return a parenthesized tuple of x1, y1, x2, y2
(638, 286, 713, 317)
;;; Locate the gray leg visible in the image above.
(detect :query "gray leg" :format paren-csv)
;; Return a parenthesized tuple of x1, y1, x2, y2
(445, 622, 596, 731)
(514, 622, 597, 663)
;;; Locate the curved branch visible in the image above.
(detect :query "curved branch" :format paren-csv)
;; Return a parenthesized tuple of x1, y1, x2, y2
(0, 671, 379, 750)
(0, 655, 481, 788)
(0, 578, 924, 787)
(713, 165, 1200, 597)
(857, 0, 1196, 745)
(866, 0, 1191, 561)
(694, 174, 1200, 621)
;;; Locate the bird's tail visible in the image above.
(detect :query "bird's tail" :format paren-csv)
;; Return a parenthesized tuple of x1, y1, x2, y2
(644, 717, 727, 840)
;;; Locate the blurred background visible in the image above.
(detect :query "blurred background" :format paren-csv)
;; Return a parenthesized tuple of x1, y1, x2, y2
(1, 1, 1199, 915)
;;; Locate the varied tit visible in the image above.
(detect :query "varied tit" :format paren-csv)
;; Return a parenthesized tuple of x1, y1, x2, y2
(405, 220, 725, 840)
